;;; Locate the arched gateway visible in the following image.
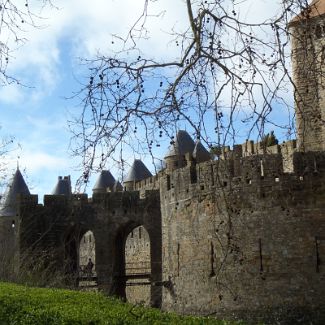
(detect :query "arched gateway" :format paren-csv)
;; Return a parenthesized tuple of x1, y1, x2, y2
(18, 190, 162, 308)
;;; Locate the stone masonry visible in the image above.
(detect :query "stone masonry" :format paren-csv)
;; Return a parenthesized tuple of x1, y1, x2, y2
(1, 1, 325, 324)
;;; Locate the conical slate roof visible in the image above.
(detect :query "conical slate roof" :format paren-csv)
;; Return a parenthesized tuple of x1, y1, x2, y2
(52, 176, 71, 196)
(113, 180, 123, 192)
(124, 159, 152, 183)
(165, 130, 195, 158)
(93, 170, 116, 192)
(0, 169, 30, 217)
(192, 140, 211, 162)
(290, 0, 325, 24)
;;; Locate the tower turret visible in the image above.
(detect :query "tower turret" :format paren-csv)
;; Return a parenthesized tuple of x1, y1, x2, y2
(192, 140, 211, 163)
(93, 170, 116, 193)
(164, 130, 195, 171)
(124, 159, 152, 191)
(52, 176, 72, 196)
(113, 180, 123, 192)
(289, 0, 325, 151)
(0, 168, 30, 217)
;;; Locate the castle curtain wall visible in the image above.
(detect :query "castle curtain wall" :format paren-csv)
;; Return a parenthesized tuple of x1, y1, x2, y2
(160, 155, 325, 323)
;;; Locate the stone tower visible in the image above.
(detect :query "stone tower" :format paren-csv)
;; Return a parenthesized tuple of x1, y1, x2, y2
(0, 168, 30, 217)
(290, 0, 325, 151)
(93, 170, 116, 193)
(124, 159, 152, 191)
(164, 130, 195, 171)
(0, 168, 30, 274)
(52, 175, 72, 196)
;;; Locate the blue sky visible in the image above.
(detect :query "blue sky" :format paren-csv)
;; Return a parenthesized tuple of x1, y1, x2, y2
(0, 0, 289, 200)
(0, 0, 190, 199)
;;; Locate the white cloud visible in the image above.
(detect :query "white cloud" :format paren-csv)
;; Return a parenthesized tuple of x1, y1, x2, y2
(20, 151, 68, 172)
(0, 83, 24, 104)
(0, 0, 295, 196)
(2, 0, 285, 98)
(0, 1, 182, 105)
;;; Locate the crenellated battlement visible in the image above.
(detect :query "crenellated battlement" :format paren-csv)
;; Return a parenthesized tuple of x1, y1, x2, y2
(91, 188, 160, 210)
(171, 150, 325, 194)
(133, 174, 161, 193)
(126, 137, 300, 198)
(126, 142, 325, 208)
(3, 2, 325, 321)
(220, 138, 296, 161)
(4, 145, 325, 325)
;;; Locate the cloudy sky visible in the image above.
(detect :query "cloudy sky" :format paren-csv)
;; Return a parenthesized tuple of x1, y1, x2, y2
(0, 0, 286, 199)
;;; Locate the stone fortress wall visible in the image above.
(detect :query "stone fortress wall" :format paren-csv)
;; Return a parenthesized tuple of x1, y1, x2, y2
(7, 134, 325, 323)
(2, 1, 325, 324)
(128, 137, 325, 323)
(290, 3, 325, 151)
(14, 188, 162, 307)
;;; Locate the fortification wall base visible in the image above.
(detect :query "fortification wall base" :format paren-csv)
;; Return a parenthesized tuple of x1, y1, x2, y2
(3, 149, 325, 323)
(157, 152, 325, 324)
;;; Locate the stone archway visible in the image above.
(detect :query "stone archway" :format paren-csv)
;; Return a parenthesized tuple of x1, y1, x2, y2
(44, 191, 163, 306)
(79, 230, 97, 288)
(112, 219, 161, 308)
(79, 230, 96, 270)
(124, 225, 151, 305)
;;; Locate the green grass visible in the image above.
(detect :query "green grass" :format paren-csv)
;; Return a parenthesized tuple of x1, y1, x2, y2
(0, 282, 245, 325)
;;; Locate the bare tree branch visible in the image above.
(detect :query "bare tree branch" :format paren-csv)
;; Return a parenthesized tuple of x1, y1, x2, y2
(69, 0, 316, 185)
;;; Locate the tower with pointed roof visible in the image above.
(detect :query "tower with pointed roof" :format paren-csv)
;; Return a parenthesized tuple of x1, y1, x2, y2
(192, 140, 211, 163)
(164, 130, 195, 171)
(0, 168, 30, 217)
(289, 0, 325, 151)
(124, 159, 152, 191)
(93, 170, 117, 193)
(164, 130, 211, 171)
(52, 176, 72, 197)
(4, 6, 325, 317)
(0, 168, 31, 275)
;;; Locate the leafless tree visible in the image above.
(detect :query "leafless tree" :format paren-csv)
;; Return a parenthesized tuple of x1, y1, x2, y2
(0, 133, 14, 181)
(0, 0, 55, 85)
(70, 0, 313, 183)
(0, 0, 55, 187)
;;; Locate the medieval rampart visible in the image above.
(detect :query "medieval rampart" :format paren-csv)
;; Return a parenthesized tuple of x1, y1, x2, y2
(154, 148, 325, 324)
(7, 136, 324, 324)
(16, 190, 162, 307)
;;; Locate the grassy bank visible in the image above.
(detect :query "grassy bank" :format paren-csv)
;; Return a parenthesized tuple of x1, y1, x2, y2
(0, 282, 245, 325)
